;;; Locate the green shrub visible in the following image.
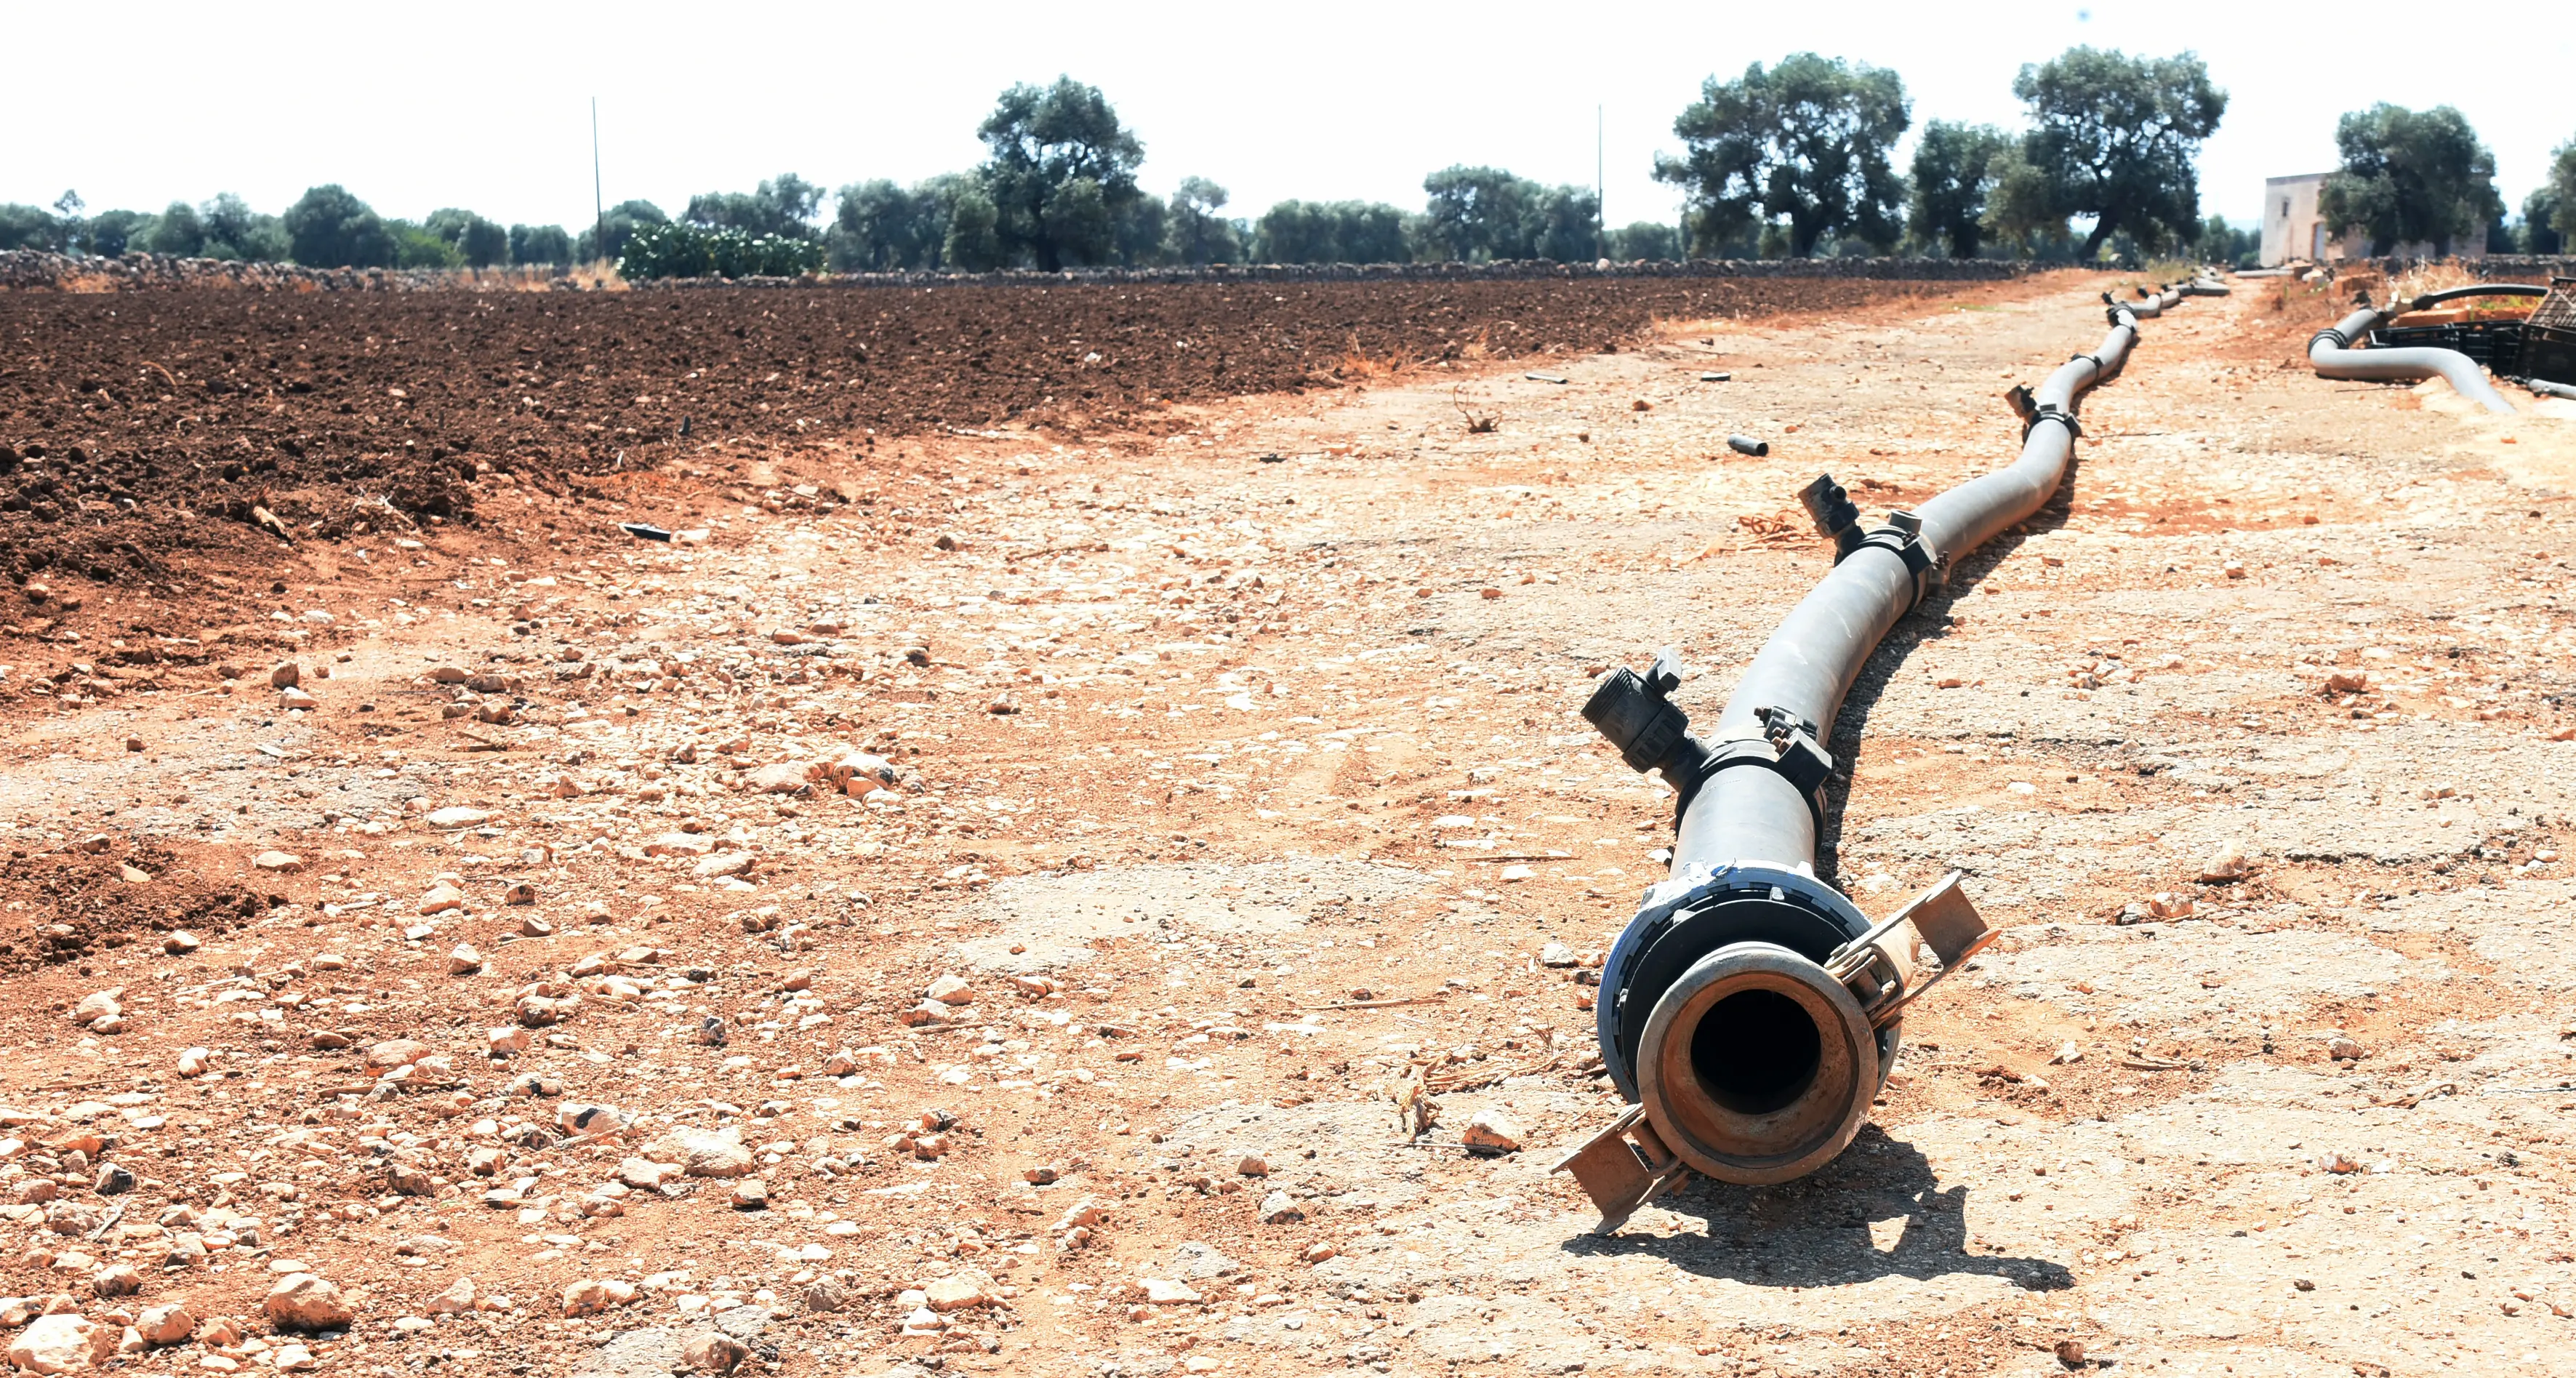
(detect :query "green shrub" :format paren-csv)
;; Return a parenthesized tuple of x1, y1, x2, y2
(511, 223, 575, 265)
(284, 185, 395, 268)
(617, 222, 822, 280)
(386, 220, 465, 269)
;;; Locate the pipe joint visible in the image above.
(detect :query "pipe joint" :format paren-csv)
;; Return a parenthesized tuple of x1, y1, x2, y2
(1851, 521, 1940, 605)
(2021, 402, 2082, 442)
(1750, 704, 1834, 793)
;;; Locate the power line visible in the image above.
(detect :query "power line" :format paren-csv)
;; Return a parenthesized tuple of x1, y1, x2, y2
(591, 97, 605, 265)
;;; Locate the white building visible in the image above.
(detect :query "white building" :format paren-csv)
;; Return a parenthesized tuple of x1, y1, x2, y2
(2260, 171, 2488, 265)
(2260, 173, 2333, 265)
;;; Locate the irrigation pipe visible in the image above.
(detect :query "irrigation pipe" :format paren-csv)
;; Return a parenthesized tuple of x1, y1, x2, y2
(1551, 276, 2215, 1223)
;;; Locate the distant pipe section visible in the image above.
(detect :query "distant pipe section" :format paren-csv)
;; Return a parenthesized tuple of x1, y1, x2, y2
(2308, 303, 2519, 415)
(1550, 278, 2210, 1222)
(2402, 284, 2548, 313)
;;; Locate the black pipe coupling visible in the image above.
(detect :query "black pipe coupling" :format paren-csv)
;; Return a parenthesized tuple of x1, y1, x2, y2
(2078, 339, 2132, 381)
(2021, 401, 2081, 442)
(1680, 704, 1838, 836)
(1852, 509, 1941, 606)
(1752, 705, 1834, 792)
(2309, 326, 2352, 351)
(1797, 473, 1864, 561)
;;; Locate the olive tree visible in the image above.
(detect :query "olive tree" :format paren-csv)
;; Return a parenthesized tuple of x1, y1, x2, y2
(971, 77, 1146, 270)
(1654, 53, 1909, 257)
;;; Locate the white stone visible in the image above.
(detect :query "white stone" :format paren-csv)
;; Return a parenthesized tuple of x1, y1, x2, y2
(1461, 1108, 1523, 1153)
(135, 1303, 193, 1346)
(560, 1278, 638, 1316)
(2199, 839, 2251, 881)
(693, 852, 755, 878)
(682, 1331, 749, 1372)
(9, 1313, 111, 1373)
(646, 1128, 755, 1179)
(262, 1273, 353, 1330)
(922, 1275, 991, 1312)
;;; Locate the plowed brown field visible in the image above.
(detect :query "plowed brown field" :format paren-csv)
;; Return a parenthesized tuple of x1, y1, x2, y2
(9, 268, 2575, 1378)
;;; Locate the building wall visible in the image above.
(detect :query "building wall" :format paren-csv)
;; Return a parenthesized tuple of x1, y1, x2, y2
(2261, 174, 2330, 266)
(2262, 171, 2491, 265)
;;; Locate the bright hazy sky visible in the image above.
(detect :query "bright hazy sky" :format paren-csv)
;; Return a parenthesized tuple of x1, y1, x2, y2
(12, 2, 2574, 239)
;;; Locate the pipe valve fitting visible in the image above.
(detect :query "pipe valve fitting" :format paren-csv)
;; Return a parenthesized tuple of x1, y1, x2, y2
(1580, 649, 1709, 790)
(1796, 473, 1863, 559)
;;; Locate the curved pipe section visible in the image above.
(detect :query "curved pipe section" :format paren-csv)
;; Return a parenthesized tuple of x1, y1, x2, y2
(1570, 279, 2207, 1195)
(2404, 284, 2547, 312)
(2308, 304, 2519, 415)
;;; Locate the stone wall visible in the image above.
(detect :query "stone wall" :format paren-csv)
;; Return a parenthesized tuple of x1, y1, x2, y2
(0, 251, 578, 293)
(651, 255, 2037, 291)
(3, 248, 2037, 295)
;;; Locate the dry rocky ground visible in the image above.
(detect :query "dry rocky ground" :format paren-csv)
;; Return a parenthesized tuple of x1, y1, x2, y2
(3, 272, 2576, 1378)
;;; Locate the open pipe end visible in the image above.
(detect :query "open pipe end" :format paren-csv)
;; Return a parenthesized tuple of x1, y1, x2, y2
(1635, 942, 1882, 1185)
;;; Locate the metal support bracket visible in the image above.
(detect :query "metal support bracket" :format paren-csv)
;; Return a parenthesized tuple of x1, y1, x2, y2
(1548, 1105, 1690, 1235)
(1752, 705, 1834, 795)
(1823, 870, 1999, 1030)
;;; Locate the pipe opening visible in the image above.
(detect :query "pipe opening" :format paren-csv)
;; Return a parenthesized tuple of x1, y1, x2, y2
(1688, 988, 1823, 1115)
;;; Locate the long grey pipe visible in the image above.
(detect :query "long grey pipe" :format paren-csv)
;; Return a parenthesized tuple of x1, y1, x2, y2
(2308, 305, 2518, 415)
(1671, 285, 2186, 875)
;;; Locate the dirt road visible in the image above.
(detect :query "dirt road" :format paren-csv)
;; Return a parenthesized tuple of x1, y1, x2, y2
(4, 272, 2575, 1378)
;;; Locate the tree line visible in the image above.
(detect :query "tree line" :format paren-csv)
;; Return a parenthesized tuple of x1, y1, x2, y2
(0, 188, 582, 270)
(7, 57, 2572, 275)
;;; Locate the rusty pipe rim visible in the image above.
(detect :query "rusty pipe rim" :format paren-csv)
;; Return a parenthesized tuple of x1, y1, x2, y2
(1635, 942, 1878, 1185)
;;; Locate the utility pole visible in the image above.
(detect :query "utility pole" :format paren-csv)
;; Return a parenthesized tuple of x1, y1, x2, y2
(591, 97, 606, 265)
(1596, 105, 1605, 260)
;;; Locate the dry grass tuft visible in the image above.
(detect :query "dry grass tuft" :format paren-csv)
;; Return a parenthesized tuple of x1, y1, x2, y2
(1335, 335, 1421, 384)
